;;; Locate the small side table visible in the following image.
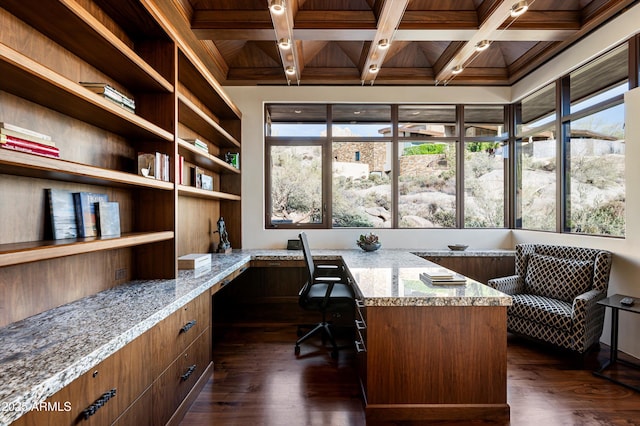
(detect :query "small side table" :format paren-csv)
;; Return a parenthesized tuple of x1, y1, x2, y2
(593, 294, 640, 392)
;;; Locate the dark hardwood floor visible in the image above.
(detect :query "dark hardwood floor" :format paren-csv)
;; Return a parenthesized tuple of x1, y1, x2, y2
(181, 324, 640, 426)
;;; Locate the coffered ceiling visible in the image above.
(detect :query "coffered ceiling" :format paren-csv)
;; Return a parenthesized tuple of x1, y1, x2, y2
(174, 0, 637, 86)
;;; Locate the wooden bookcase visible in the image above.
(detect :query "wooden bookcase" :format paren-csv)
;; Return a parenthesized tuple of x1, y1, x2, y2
(0, 0, 242, 328)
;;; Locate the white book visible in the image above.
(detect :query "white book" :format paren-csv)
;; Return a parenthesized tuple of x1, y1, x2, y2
(420, 267, 455, 280)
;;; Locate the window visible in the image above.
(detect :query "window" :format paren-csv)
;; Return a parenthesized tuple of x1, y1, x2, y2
(565, 44, 627, 236)
(515, 84, 557, 231)
(463, 105, 507, 228)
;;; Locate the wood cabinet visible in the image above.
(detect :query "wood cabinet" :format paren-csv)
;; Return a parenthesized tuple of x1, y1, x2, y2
(0, 0, 241, 328)
(353, 297, 509, 423)
(12, 291, 212, 426)
(421, 255, 514, 284)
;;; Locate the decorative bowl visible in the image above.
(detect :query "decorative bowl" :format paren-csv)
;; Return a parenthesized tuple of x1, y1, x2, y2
(360, 242, 381, 252)
(448, 244, 468, 251)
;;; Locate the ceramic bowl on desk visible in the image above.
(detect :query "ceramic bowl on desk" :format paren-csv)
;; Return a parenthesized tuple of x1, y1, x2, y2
(448, 244, 468, 251)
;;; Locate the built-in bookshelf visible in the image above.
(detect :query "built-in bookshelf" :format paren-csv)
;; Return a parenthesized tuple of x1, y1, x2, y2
(0, 0, 241, 327)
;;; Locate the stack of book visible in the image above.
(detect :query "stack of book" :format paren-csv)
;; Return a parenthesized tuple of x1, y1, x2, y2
(0, 123, 60, 158)
(185, 138, 208, 153)
(137, 152, 170, 181)
(419, 267, 467, 285)
(80, 82, 135, 113)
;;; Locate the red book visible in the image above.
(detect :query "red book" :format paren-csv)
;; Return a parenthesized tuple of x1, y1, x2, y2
(1, 134, 60, 155)
(1, 142, 60, 158)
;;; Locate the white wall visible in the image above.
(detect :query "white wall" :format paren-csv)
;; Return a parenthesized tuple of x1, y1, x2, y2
(223, 3, 640, 357)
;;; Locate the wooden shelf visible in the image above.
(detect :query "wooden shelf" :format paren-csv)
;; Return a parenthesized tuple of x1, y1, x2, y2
(0, 42, 174, 142)
(1, 0, 173, 92)
(178, 49, 241, 120)
(177, 139, 240, 174)
(177, 185, 241, 201)
(0, 231, 175, 267)
(0, 149, 174, 190)
(178, 93, 241, 149)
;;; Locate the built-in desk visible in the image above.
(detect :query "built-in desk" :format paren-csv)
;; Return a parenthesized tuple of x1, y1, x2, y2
(0, 249, 511, 425)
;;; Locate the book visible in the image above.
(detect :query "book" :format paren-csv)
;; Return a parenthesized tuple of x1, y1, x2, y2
(178, 253, 212, 270)
(80, 82, 135, 112)
(95, 201, 121, 237)
(185, 138, 208, 153)
(1, 128, 56, 147)
(0, 122, 52, 142)
(420, 267, 456, 280)
(192, 166, 204, 188)
(201, 174, 213, 190)
(178, 155, 184, 185)
(1, 134, 60, 155)
(73, 192, 108, 237)
(1, 141, 60, 158)
(46, 189, 77, 239)
(419, 272, 467, 285)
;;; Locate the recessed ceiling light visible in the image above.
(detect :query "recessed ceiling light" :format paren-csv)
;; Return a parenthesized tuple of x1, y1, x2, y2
(510, 0, 528, 17)
(411, 111, 421, 116)
(278, 38, 291, 49)
(285, 66, 296, 75)
(294, 109, 302, 114)
(269, 0, 285, 15)
(369, 64, 379, 73)
(377, 39, 390, 50)
(451, 65, 464, 74)
(353, 111, 361, 115)
(475, 40, 491, 52)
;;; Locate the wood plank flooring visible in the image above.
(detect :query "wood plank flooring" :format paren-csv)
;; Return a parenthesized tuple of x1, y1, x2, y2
(181, 324, 640, 426)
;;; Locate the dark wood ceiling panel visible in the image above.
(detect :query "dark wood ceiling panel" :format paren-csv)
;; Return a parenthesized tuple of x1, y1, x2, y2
(182, 0, 638, 85)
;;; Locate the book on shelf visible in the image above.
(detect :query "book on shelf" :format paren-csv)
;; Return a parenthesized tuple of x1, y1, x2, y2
(184, 138, 209, 153)
(95, 201, 121, 237)
(1, 140, 60, 159)
(46, 188, 77, 240)
(79, 82, 135, 113)
(1, 133, 59, 153)
(224, 152, 239, 169)
(0, 122, 53, 143)
(191, 166, 204, 189)
(419, 272, 467, 285)
(178, 155, 184, 185)
(178, 253, 212, 270)
(137, 152, 170, 181)
(201, 174, 213, 191)
(1, 127, 55, 148)
(73, 192, 109, 237)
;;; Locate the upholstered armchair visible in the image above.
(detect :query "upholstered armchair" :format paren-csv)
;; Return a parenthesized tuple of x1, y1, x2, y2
(487, 244, 612, 354)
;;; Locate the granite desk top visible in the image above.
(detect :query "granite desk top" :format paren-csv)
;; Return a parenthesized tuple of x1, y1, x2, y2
(0, 248, 511, 425)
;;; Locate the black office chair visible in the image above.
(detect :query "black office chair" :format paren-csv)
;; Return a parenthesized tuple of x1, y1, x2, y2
(295, 232, 355, 359)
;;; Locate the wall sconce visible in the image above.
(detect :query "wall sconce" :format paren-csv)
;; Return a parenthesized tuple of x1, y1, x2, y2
(510, 1, 528, 17)
(369, 64, 379, 74)
(377, 39, 390, 50)
(451, 65, 464, 74)
(285, 66, 296, 75)
(475, 40, 491, 52)
(278, 38, 291, 49)
(269, 0, 285, 15)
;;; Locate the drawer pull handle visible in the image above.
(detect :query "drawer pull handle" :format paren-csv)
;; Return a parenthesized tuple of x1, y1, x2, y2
(355, 319, 366, 330)
(180, 320, 196, 333)
(181, 364, 197, 381)
(82, 388, 116, 420)
(355, 340, 366, 353)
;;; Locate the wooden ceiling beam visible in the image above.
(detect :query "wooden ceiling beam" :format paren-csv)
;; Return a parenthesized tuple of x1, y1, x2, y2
(361, 0, 410, 84)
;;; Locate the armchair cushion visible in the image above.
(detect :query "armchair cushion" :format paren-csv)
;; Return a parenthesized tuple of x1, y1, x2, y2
(524, 253, 593, 303)
(510, 294, 573, 331)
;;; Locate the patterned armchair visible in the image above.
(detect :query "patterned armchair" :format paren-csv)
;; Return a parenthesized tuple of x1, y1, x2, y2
(487, 244, 612, 354)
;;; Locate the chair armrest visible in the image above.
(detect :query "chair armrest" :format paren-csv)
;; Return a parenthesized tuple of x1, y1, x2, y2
(572, 288, 605, 317)
(486, 275, 524, 295)
(315, 263, 344, 278)
(571, 289, 607, 352)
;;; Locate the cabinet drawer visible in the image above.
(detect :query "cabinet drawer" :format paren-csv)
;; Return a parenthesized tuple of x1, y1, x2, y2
(152, 328, 212, 425)
(13, 330, 152, 426)
(112, 385, 153, 426)
(152, 292, 210, 375)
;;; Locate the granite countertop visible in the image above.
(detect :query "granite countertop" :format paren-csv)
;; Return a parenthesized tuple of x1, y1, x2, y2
(0, 248, 512, 425)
